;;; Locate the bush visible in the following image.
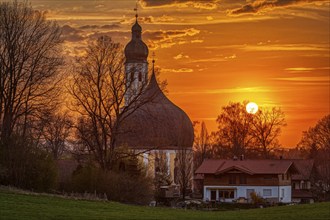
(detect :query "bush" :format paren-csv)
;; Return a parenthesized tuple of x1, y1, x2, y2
(250, 192, 265, 206)
(70, 165, 154, 205)
(0, 136, 58, 192)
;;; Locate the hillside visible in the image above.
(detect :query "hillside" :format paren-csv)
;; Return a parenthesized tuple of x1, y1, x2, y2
(0, 190, 329, 220)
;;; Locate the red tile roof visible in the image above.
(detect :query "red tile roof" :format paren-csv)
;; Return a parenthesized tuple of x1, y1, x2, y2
(289, 159, 314, 180)
(195, 159, 296, 175)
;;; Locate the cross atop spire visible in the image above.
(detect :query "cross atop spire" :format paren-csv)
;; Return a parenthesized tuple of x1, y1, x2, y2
(134, 0, 138, 20)
(152, 52, 156, 63)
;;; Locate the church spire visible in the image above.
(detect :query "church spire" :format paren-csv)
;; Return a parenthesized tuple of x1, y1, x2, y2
(134, 0, 138, 21)
(152, 52, 155, 75)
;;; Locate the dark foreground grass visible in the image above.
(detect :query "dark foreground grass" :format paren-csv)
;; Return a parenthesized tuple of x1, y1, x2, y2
(0, 190, 329, 220)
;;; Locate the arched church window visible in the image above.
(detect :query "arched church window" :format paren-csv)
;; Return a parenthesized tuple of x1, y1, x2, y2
(174, 167, 178, 184)
(138, 72, 142, 82)
(130, 72, 134, 82)
(119, 161, 126, 172)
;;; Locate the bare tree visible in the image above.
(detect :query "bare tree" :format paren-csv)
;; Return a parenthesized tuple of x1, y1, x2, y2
(69, 36, 155, 170)
(193, 121, 211, 170)
(38, 110, 73, 160)
(250, 107, 286, 158)
(0, 1, 63, 142)
(298, 114, 330, 195)
(213, 102, 287, 159)
(176, 146, 193, 200)
(214, 101, 254, 158)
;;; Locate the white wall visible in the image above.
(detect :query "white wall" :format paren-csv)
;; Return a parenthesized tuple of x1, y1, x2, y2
(204, 185, 292, 203)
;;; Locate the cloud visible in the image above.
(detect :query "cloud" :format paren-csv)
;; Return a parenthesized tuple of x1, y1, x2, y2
(79, 24, 120, 30)
(228, 0, 324, 15)
(273, 76, 329, 85)
(285, 67, 330, 72)
(171, 87, 272, 95)
(61, 25, 84, 42)
(144, 28, 200, 49)
(163, 68, 194, 73)
(173, 53, 190, 60)
(139, 15, 175, 24)
(240, 43, 329, 52)
(140, 0, 219, 10)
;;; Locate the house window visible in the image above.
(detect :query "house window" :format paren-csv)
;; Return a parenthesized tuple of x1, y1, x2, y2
(263, 189, 272, 197)
(211, 190, 217, 201)
(229, 174, 236, 184)
(281, 189, 285, 198)
(239, 174, 247, 184)
(219, 190, 234, 199)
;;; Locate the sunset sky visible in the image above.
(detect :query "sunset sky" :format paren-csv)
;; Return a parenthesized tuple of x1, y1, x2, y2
(29, 0, 329, 147)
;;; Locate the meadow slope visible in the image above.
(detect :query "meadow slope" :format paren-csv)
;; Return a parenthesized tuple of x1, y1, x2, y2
(0, 190, 329, 220)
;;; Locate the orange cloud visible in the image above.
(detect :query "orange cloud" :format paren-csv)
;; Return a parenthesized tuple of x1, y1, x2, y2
(228, 0, 325, 15)
(140, 0, 219, 10)
(144, 28, 200, 49)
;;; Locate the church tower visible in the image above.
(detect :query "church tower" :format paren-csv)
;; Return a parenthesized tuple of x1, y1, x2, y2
(124, 13, 149, 105)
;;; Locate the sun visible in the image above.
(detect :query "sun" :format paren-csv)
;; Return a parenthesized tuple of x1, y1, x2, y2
(246, 102, 258, 114)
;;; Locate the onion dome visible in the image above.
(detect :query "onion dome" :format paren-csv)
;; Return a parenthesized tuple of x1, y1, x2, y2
(117, 62, 194, 149)
(124, 19, 148, 63)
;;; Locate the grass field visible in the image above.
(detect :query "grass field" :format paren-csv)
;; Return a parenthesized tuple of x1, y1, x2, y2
(0, 190, 329, 220)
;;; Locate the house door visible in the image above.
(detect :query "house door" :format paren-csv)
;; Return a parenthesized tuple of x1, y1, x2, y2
(246, 189, 255, 202)
(210, 190, 217, 201)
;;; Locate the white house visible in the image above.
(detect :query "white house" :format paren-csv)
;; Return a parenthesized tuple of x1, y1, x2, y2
(195, 159, 298, 203)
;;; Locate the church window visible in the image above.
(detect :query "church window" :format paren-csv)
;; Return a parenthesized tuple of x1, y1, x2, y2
(174, 157, 178, 167)
(119, 162, 126, 172)
(174, 167, 178, 184)
(138, 72, 142, 82)
(130, 72, 134, 82)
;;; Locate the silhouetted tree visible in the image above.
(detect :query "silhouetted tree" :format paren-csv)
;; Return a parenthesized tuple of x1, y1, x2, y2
(38, 111, 73, 160)
(176, 147, 193, 200)
(250, 107, 286, 158)
(0, 1, 62, 191)
(0, 1, 63, 142)
(213, 101, 286, 159)
(214, 101, 254, 158)
(69, 36, 156, 170)
(298, 114, 330, 194)
(193, 121, 211, 170)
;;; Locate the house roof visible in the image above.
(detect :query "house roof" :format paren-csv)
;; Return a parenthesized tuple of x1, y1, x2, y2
(195, 159, 296, 175)
(289, 159, 314, 180)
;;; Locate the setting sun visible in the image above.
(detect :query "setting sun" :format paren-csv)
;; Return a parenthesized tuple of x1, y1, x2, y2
(246, 102, 259, 114)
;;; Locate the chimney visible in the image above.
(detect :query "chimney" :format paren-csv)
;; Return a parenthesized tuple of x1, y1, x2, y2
(240, 155, 244, 161)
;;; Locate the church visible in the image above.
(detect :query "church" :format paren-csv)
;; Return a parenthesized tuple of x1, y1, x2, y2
(117, 13, 194, 191)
